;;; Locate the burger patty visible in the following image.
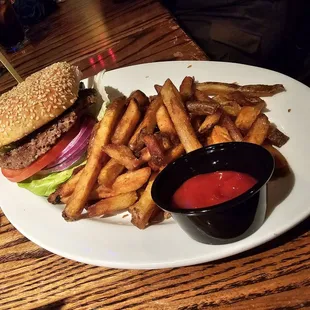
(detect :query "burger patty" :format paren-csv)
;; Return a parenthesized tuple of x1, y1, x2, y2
(0, 111, 77, 170)
(0, 88, 98, 170)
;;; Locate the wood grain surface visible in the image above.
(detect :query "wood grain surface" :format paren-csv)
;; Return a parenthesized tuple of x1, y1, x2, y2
(0, 0, 309, 309)
(0, 0, 206, 94)
(0, 208, 309, 310)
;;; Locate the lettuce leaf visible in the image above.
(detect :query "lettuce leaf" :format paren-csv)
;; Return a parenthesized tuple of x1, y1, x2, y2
(17, 163, 85, 197)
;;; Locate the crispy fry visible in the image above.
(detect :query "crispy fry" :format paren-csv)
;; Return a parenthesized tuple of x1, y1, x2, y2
(143, 135, 165, 167)
(162, 143, 185, 168)
(198, 110, 222, 134)
(263, 144, 289, 171)
(87, 191, 138, 218)
(235, 102, 266, 132)
(213, 92, 265, 107)
(209, 126, 233, 144)
(154, 132, 173, 150)
(139, 134, 172, 163)
(221, 102, 241, 117)
(148, 143, 185, 171)
(139, 147, 152, 162)
(97, 159, 125, 187)
(129, 96, 162, 152)
(221, 114, 243, 141)
(194, 89, 213, 101)
(128, 90, 149, 109)
(130, 172, 158, 229)
(238, 84, 285, 97)
(226, 91, 265, 106)
(213, 95, 242, 116)
(267, 125, 289, 148)
(92, 167, 152, 199)
(244, 114, 270, 145)
(161, 79, 202, 153)
(62, 96, 126, 221)
(190, 115, 204, 132)
(196, 82, 285, 97)
(179, 76, 194, 101)
(212, 94, 229, 106)
(186, 101, 219, 115)
(154, 84, 163, 94)
(103, 144, 141, 171)
(196, 82, 239, 95)
(111, 99, 141, 145)
(48, 168, 84, 204)
(156, 105, 178, 141)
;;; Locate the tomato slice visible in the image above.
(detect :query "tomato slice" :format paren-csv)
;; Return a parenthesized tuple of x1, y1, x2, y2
(2, 124, 80, 183)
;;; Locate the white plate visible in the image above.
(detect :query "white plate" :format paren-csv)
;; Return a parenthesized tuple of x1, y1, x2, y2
(1, 61, 310, 269)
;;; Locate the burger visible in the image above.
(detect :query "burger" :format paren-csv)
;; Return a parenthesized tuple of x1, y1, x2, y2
(0, 62, 100, 195)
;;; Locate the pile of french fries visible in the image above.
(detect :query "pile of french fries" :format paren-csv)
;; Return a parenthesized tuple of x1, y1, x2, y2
(48, 77, 289, 229)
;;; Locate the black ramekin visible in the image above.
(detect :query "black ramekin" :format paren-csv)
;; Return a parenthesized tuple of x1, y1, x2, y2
(151, 142, 275, 245)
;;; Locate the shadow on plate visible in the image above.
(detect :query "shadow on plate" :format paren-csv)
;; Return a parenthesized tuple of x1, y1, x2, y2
(266, 168, 295, 218)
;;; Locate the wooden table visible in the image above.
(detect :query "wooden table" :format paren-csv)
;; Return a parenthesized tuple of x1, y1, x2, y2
(0, 0, 206, 94)
(0, 1, 309, 309)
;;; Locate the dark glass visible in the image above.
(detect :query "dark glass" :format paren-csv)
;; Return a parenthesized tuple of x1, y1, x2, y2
(152, 142, 275, 245)
(0, 0, 25, 52)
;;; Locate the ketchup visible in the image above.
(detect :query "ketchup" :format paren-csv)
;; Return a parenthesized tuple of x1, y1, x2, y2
(172, 171, 257, 209)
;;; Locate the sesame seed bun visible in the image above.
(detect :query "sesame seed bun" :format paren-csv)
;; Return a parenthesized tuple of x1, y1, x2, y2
(0, 62, 82, 148)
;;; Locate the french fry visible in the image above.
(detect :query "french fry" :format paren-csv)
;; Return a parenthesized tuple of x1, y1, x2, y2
(198, 110, 222, 134)
(221, 114, 243, 142)
(156, 105, 178, 142)
(244, 114, 270, 145)
(263, 144, 289, 171)
(130, 172, 159, 229)
(179, 76, 194, 102)
(162, 143, 185, 169)
(139, 134, 172, 163)
(52, 75, 290, 229)
(154, 132, 173, 150)
(92, 167, 152, 199)
(111, 98, 141, 145)
(209, 126, 233, 144)
(190, 115, 204, 133)
(238, 84, 285, 97)
(147, 143, 185, 171)
(196, 82, 239, 95)
(213, 95, 242, 116)
(102, 144, 141, 171)
(161, 79, 202, 153)
(186, 101, 219, 115)
(226, 91, 265, 106)
(129, 96, 162, 152)
(213, 92, 264, 107)
(128, 90, 149, 109)
(235, 102, 266, 132)
(62, 96, 126, 221)
(48, 168, 84, 204)
(267, 125, 289, 148)
(154, 84, 163, 94)
(194, 89, 213, 101)
(87, 191, 138, 218)
(139, 147, 152, 162)
(143, 134, 165, 167)
(221, 102, 241, 117)
(97, 159, 125, 186)
(196, 82, 285, 97)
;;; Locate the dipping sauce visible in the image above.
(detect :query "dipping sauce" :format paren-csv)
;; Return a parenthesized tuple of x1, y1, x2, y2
(172, 171, 257, 209)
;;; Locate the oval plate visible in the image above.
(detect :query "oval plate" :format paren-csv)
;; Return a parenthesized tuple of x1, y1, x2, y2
(1, 61, 309, 269)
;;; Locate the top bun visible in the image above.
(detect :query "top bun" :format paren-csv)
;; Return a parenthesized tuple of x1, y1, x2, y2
(0, 62, 82, 147)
